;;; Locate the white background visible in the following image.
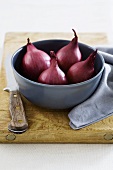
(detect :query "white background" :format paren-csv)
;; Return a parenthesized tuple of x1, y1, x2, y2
(0, 0, 113, 170)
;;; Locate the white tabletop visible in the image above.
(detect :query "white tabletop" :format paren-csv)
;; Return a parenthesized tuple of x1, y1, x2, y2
(0, 1, 113, 170)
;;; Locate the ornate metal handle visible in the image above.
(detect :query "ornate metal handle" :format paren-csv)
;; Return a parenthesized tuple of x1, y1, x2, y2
(8, 91, 28, 133)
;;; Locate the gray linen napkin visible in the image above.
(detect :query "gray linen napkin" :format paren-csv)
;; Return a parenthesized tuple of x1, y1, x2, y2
(68, 47, 113, 129)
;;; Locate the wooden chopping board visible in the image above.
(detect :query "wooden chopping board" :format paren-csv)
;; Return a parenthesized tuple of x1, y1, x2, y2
(0, 32, 113, 144)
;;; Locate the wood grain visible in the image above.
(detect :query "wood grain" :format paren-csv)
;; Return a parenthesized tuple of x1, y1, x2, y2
(1, 32, 113, 143)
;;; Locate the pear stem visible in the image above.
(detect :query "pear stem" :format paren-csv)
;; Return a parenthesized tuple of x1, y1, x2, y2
(27, 38, 30, 44)
(88, 50, 97, 66)
(50, 51, 56, 59)
(72, 29, 77, 38)
(50, 51, 57, 67)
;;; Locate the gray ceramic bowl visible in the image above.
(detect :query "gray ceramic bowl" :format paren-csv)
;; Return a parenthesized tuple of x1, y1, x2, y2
(11, 40, 104, 109)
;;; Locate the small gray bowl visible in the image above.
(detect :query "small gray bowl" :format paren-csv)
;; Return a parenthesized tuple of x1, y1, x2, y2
(11, 40, 104, 109)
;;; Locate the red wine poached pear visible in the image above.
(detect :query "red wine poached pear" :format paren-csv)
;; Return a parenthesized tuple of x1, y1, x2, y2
(67, 50, 97, 84)
(56, 29, 82, 73)
(38, 51, 68, 85)
(21, 38, 51, 81)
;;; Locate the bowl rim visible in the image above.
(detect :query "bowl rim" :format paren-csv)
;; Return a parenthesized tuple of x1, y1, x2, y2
(11, 39, 105, 88)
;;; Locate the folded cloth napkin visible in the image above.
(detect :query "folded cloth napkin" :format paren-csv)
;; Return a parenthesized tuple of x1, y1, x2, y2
(68, 47, 113, 129)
